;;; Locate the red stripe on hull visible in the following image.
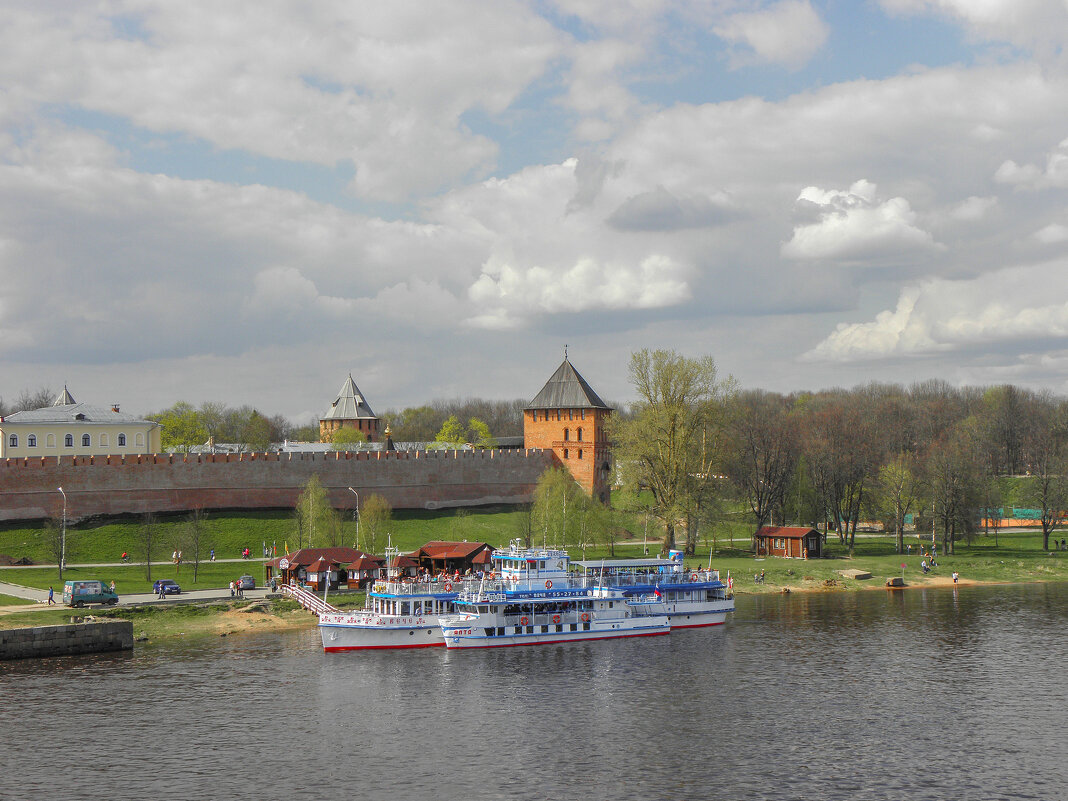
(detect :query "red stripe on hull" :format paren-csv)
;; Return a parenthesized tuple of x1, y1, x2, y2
(670, 620, 726, 629)
(323, 642, 445, 651)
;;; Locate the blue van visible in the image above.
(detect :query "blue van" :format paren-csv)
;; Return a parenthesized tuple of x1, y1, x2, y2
(63, 580, 119, 607)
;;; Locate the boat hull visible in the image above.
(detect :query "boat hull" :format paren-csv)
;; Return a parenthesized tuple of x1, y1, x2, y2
(319, 614, 444, 651)
(441, 617, 671, 649)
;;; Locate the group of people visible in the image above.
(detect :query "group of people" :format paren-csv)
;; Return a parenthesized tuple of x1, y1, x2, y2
(229, 579, 244, 599)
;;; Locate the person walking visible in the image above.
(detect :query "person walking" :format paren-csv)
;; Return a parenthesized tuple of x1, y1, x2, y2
(47, 586, 55, 605)
(952, 571, 959, 584)
(229, 580, 235, 598)
(210, 548, 215, 562)
(157, 581, 166, 600)
(921, 559, 929, 574)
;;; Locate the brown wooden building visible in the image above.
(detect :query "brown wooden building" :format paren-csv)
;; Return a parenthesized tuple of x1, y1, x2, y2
(409, 541, 495, 576)
(265, 547, 383, 589)
(754, 526, 823, 559)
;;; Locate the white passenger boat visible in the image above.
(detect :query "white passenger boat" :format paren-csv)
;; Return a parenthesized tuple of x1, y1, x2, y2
(318, 542, 578, 651)
(574, 556, 735, 628)
(439, 583, 670, 649)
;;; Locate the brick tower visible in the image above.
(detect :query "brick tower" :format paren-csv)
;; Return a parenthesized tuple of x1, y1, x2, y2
(524, 357, 613, 504)
(319, 374, 380, 443)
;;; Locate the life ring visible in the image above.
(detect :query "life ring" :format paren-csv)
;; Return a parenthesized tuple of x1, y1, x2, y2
(545, 579, 553, 589)
(691, 573, 699, 581)
(444, 582, 453, 592)
(552, 615, 560, 624)
(520, 616, 528, 626)
(580, 612, 589, 622)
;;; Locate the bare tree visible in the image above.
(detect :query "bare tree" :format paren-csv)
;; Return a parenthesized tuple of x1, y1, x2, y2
(186, 507, 208, 582)
(138, 513, 158, 582)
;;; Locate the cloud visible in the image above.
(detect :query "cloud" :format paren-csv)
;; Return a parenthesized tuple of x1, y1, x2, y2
(607, 186, 734, 231)
(948, 195, 998, 222)
(1034, 223, 1068, 244)
(878, 0, 1068, 61)
(995, 138, 1068, 190)
(782, 180, 941, 262)
(805, 258, 1068, 361)
(714, 1, 829, 69)
(466, 253, 691, 328)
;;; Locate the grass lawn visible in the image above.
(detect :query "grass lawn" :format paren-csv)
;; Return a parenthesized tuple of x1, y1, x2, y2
(0, 593, 36, 606)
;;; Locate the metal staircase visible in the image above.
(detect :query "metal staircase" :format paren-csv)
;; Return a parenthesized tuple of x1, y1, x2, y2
(279, 583, 340, 615)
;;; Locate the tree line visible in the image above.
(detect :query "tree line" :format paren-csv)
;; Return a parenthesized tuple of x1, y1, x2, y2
(610, 350, 1068, 557)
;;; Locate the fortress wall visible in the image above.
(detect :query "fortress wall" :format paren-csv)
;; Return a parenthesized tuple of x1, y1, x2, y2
(0, 449, 556, 522)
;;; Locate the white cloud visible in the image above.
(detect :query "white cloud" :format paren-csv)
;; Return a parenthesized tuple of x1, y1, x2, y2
(948, 195, 998, 222)
(878, 0, 1068, 60)
(714, 1, 829, 69)
(805, 258, 1068, 361)
(782, 180, 940, 262)
(1034, 223, 1068, 244)
(995, 138, 1068, 190)
(467, 253, 691, 329)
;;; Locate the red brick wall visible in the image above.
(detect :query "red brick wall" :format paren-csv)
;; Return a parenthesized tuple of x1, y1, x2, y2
(523, 408, 611, 503)
(0, 449, 555, 522)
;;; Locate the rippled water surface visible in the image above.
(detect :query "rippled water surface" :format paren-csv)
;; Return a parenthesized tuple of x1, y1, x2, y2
(3, 583, 1067, 800)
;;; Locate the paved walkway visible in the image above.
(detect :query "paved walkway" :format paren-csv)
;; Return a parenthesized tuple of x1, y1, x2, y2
(0, 578, 272, 608)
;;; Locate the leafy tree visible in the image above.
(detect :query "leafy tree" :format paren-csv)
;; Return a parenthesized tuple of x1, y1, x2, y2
(241, 410, 273, 451)
(360, 494, 392, 556)
(329, 426, 368, 450)
(294, 475, 332, 549)
(434, 415, 468, 448)
(1021, 399, 1068, 551)
(290, 421, 321, 442)
(468, 417, 497, 449)
(532, 467, 582, 549)
(150, 402, 207, 452)
(608, 349, 733, 554)
(876, 453, 922, 554)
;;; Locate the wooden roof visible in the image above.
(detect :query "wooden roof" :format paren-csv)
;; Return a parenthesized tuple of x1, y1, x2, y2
(755, 526, 820, 539)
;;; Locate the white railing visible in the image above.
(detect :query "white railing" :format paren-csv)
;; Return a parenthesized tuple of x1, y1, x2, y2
(280, 583, 340, 615)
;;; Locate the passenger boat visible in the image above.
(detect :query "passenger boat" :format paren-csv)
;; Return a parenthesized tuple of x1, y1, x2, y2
(318, 543, 576, 651)
(439, 582, 670, 649)
(573, 556, 734, 628)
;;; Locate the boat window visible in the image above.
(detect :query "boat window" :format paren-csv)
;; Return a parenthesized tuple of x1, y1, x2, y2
(541, 625, 549, 633)
(570, 623, 577, 631)
(401, 602, 410, 615)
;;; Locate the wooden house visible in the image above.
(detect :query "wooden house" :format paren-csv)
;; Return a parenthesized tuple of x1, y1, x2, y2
(754, 526, 823, 559)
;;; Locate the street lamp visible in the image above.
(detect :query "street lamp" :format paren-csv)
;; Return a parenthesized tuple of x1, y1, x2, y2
(57, 487, 67, 572)
(348, 487, 359, 551)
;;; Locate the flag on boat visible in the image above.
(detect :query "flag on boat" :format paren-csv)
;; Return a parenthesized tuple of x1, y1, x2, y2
(654, 584, 662, 599)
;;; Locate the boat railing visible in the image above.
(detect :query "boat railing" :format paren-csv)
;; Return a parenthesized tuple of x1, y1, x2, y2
(584, 569, 720, 587)
(281, 582, 340, 615)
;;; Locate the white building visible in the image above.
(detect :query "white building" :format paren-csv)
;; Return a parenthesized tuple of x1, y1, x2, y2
(0, 387, 162, 458)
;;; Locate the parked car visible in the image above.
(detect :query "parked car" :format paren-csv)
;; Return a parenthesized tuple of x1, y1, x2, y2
(237, 575, 256, 590)
(63, 580, 119, 607)
(153, 579, 181, 595)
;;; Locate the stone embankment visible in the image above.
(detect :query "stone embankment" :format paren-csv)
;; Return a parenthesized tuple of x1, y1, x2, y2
(0, 620, 133, 660)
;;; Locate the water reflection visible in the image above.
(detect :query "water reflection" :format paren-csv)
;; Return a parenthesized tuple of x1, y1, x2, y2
(2, 584, 1067, 800)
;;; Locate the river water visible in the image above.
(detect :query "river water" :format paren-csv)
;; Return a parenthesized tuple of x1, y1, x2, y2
(2, 583, 1066, 801)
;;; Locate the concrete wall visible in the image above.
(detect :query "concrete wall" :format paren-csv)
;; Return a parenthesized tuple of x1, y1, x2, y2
(0, 620, 133, 660)
(0, 448, 556, 521)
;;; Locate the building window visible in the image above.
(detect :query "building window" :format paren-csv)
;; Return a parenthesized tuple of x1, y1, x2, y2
(65, 434, 73, 447)
(8, 434, 17, 447)
(46, 434, 55, 448)
(581, 409, 585, 420)
(568, 409, 573, 420)
(564, 428, 569, 441)
(532, 410, 538, 422)
(577, 428, 583, 441)
(578, 449, 583, 459)
(27, 434, 37, 447)
(100, 433, 108, 447)
(118, 433, 126, 447)
(563, 448, 569, 459)
(82, 434, 90, 447)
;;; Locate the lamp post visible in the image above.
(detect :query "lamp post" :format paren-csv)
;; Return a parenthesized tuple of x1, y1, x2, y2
(348, 487, 359, 551)
(57, 486, 67, 574)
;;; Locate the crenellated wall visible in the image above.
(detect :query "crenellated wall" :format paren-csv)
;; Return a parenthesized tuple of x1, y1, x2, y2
(0, 449, 556, 522)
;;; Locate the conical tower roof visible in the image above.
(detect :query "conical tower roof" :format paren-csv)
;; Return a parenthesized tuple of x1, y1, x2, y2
(53, 386, 76, 406)
(526, 359, 611, 410)
(321, 374, 377, 420)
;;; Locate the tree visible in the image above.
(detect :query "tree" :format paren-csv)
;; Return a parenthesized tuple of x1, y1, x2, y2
(360, 494, 392, 556)
(294, 475, 332, 549)
(876, 453, 921, 554)
(185, 508, 207, 582)
(1021, 400, 1068, 551)
(16, 387, 55, 412)
(434, 415, 468, 448)
(329, 426, 368, 450)
(468, 417, 497, 449)
(241, 410, 273, 451)
(44, 514, 70, 582)
(531, 467, 582, 549)
(610, 349, 733, 554)
(138, 513, 159, 582)
(150, 402, 207, 452)
(926, 426, 983, 555)
(727, 390, 798, 537)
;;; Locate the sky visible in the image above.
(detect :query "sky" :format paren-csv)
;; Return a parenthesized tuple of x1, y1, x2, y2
(3, 0, 1068, 425)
